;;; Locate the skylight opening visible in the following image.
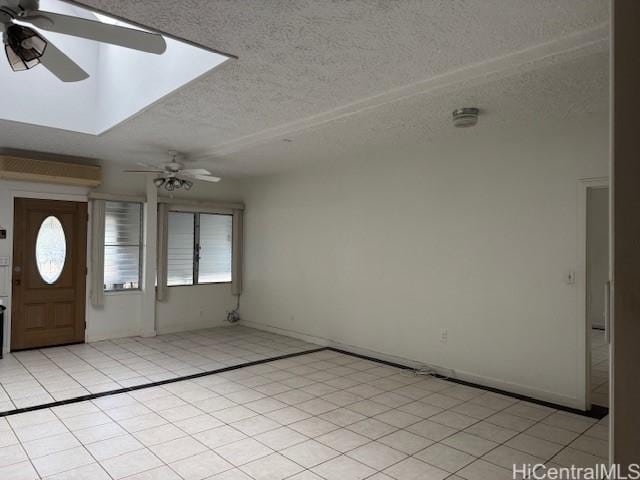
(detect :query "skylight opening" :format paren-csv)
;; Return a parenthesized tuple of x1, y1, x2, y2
(93, 12, 120, 26)
(0, 0, 231, 135)
(92, 11, 147, 31)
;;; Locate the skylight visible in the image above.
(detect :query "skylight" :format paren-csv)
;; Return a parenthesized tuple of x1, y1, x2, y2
(92, 12, 120, 26)
(0, 0, 230, 135)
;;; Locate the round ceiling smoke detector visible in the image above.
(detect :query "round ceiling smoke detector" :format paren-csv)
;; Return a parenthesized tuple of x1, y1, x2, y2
(452, 107, 479, 128)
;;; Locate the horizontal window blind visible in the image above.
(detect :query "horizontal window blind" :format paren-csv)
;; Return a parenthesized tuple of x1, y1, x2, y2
(104, 201, 142, 291)
(166, 211, 233, 286)
(167, 212, 195, 286)
(198, 214, 232, 283)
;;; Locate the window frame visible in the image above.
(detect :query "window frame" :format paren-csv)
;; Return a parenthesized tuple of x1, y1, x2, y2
(103, 201, 144, 293)
(167, 211, 233, 288)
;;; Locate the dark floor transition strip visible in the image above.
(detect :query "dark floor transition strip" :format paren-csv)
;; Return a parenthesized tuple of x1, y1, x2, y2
(327, 347, 609, 420)
(0, 347, 326, 418)
(0, 346, 607, 420)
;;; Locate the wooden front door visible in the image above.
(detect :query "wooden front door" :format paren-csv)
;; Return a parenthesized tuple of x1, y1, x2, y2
(11, 198, 87, 350)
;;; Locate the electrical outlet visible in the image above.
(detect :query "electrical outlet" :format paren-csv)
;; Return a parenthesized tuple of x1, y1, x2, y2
(440, 329, 448, 343)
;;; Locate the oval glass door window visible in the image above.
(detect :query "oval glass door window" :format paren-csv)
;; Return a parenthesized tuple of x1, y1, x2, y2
(35, 216, 67, 284)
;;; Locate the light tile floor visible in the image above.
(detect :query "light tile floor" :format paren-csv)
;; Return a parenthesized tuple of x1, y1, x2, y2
(0, 347, 608, 480)
(0, 326, 318, 412)
(590, 329, 609, 407)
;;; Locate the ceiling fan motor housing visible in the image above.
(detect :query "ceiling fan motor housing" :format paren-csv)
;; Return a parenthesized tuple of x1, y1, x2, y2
(165, 161, 183, 172)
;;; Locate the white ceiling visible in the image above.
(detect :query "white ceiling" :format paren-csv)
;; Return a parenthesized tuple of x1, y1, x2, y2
(0, 0, 609, 176)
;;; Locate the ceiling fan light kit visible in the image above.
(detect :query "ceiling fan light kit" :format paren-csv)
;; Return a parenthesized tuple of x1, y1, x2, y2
(4, 23, 46, 70)
(154, 177, 193, 191)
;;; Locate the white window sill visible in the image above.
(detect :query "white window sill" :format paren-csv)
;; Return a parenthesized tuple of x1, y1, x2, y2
(104, 290, 142, 296)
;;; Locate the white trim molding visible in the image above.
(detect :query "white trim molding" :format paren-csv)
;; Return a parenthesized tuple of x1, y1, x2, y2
(159, 197, 244, 214)
(576, 176, 609, 411)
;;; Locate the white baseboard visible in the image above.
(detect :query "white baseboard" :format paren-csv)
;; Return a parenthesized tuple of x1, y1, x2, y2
(86, 329, 140, 343)
(157, 320, 231, 336)
(333, 339, 583, 409)
(241, 320, 331, 347)
(241, 320, 583, 410)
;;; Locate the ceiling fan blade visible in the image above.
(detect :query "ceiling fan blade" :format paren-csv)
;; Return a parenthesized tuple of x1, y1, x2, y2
(192, 175, 221, 183)
(180, 169, 211, 176)
(21, 11, 167, 54)
(39, 38, 89, 82)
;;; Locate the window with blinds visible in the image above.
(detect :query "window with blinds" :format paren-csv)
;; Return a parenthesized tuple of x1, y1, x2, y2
(198, 214, 232, 283)
(104, 201, 143, 291)
(167, 211, 232, 286)
(167, 212, 195, 286)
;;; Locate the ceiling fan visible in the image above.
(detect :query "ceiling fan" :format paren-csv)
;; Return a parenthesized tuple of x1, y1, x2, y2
(0, 0, 166, 82)
(124, 151, 221, 192)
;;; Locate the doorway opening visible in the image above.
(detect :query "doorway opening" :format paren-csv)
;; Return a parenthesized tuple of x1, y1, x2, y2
(585, 185, 609, 408)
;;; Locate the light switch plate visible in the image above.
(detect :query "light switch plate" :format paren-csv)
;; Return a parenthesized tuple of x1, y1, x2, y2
(0, 256, 8, 267)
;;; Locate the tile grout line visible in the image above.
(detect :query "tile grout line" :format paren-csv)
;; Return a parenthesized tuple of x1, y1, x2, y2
(0, 347, 326, 417)
(327, 347, 608, 420)
(0, 347, 607, 479)
(37, 331, 297, 399)
(48, 406, 117, 480)
(3, 412, 44, 480)
(155, 351, 523, 479)
(5, 328, 309, 406)
(205, 352, 550, 479)
(227, 351, 603, 477)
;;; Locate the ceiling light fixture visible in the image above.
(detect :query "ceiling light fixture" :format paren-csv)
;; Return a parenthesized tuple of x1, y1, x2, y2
(452, 107, 479, 128)
(4, 24, 47, 71)
(155, 177, 193, 192)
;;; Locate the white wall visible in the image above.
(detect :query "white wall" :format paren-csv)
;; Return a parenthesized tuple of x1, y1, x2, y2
(0, 159, 244, 349)
(239, 113, 609, 408)
(156, 284, 237, 334)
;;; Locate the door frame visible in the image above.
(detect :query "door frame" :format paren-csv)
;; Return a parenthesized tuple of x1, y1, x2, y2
(577, 177, 609, 410)
(4, 188, 88, 352)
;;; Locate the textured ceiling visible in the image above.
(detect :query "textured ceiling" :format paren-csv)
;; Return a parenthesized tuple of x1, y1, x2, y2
(0, 0, 609, 176)
(223, 50, 609, 175)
